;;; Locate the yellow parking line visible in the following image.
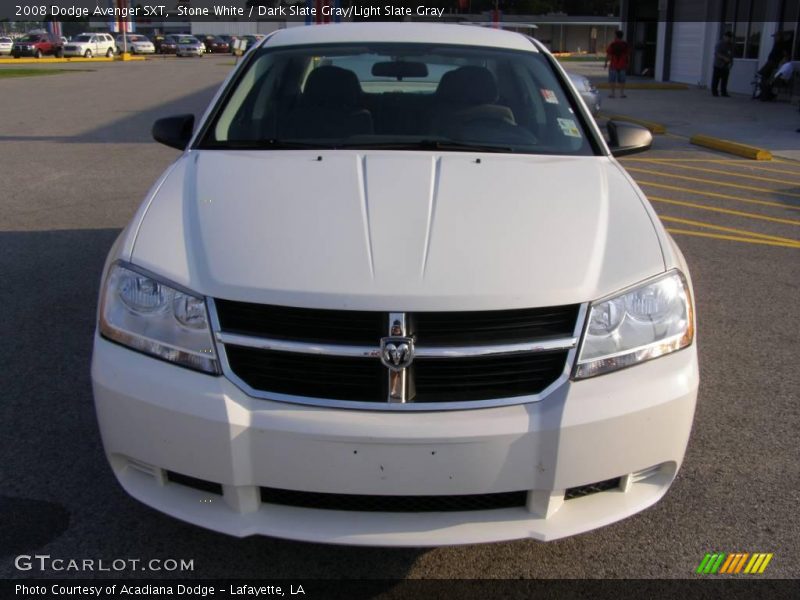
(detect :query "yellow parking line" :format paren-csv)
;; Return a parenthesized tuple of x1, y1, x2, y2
(638, 181, 800, 211)
(643, 160, 800, 186)
(666, 229, 800, 248)
(621, 158, 800, 175)
(649, 196, 800, 226)
(709, 160, 800, 176)
(627, 167, 800, 199)
(622, 158, 740, 162)
(660, 215, 800, 245)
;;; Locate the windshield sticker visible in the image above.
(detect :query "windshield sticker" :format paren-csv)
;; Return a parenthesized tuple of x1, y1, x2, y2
(540, 89, 559, 104)
(557, 118, 582, 138)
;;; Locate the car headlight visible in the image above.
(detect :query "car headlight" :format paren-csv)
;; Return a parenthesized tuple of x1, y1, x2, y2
(99, 262, 219, 374)
(574, 270, 694, 379)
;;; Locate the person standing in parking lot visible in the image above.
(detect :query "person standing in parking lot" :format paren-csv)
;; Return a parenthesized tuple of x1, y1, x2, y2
(604, 30, 630, 99)
(712, 31, 734, 97)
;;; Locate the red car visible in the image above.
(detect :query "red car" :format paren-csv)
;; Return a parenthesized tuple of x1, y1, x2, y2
(12, 33, 64, 59)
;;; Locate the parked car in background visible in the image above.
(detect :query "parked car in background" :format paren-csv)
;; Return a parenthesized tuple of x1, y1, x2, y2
(218, 34, 237, 51)
(197, 34, 230, 54)
(156, 35, 179, 54)
(567, 72, 601, 116)
(115, 34, 155, 55)
(0, 37, 13, 56)
(93, 23, 698, 547)
(11, 33, 63, 58)
(63, 33, 116, 58)
(151, 34, 168, 54)
(175, 35, 204, 57)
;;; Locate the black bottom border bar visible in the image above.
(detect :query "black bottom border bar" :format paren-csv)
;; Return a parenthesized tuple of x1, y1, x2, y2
(4, 579, 799, 600)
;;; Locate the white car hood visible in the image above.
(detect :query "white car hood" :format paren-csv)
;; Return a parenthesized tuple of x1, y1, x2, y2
(130, 151, 665, 311)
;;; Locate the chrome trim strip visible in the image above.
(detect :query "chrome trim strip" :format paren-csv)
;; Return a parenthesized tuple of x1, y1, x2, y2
(215, 332, 381, 358)
(207, 299, 589, 412)
(387, 312, 407, 404)
(415, 338, 577, 358)
(215, 332, 577, 358)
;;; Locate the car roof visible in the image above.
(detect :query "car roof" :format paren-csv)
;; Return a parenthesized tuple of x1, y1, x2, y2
(265, 22, 539, 52)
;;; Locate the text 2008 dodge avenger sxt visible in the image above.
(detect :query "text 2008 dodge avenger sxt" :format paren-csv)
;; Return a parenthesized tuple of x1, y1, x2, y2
(92, 23, 698, 546)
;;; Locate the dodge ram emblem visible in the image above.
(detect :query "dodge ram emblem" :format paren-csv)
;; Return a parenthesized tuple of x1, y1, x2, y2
(380, 337, 415, 371)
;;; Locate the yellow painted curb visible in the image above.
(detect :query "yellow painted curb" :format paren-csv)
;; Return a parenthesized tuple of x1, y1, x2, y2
(600, 113, 667, 134)
(690, 134, 773, 161)
(597, 82, 688, 90)
(0, 55, 145, 64)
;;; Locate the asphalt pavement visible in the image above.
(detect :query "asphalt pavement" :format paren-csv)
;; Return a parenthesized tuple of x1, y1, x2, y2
(1, 57, 798, 581)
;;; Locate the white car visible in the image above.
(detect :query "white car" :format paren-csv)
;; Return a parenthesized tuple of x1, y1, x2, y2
(175, 36, 204, 58)
(0, 37, 13, 55)
(92, 23, 698, 546)
(115, 34, 155, 55)
(568, 72, 601, 116)
(63, 33, 116, 58)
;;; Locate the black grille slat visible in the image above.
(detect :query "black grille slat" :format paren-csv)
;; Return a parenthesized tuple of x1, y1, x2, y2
(412, 305, 579, 345)
(260, 487, 527, 512)
(412, 351, 567, 402)
(226, 346, 385, 402)
(564, 478, 621, 500)
(166, 471, 223, 495)
(215, 300, 384, 345)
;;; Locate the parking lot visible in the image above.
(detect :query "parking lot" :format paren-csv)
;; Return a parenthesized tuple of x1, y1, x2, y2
(1, 56, 798, 580)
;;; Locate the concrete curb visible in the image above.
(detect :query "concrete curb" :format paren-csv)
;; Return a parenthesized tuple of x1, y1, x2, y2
(597, 82, 689, 90)
(600, 113, 667, 134)
(690, 134, 773, 161)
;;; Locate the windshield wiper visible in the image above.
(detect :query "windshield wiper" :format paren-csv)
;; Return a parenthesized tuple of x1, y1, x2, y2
(199, 139, 336, 150)
(337, 139, 516, 153)
(199, 139, 516, 153)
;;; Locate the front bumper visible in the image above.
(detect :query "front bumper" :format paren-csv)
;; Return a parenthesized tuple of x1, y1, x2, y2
(12, 48, 39, 57)
(92, 335, 698, 546)
(63, 47, 89, 57)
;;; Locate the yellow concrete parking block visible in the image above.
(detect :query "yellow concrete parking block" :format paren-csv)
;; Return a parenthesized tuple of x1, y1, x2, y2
(690, 134, 772, 161)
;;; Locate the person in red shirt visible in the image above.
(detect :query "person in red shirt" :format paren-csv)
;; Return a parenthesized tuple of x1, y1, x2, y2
(604, 30, 631, 99)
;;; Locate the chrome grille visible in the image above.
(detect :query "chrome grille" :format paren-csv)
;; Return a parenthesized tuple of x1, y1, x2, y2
(211, 301, 584, 410)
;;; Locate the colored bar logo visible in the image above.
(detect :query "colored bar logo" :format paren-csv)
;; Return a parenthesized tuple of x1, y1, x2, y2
(696, 552, 773, 574)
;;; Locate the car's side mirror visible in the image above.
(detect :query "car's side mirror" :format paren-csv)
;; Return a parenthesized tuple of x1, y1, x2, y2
(607, 120, 653, 157)
(152, 114, 195, 150)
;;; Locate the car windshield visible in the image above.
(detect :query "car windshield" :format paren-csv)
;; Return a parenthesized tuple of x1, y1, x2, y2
(128, 36, 147, 42)
(199, 43, 595, 155)
(75, 35, 93, 42)
(180, 37, 198, 44)
(19, 35, 43, 42)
